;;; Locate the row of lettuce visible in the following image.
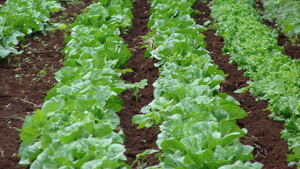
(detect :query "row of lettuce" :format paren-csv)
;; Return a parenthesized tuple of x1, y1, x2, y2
(132, 0, 263, 168)
(0, 0, 62, 58)
(261, 0, 300, 40)
(210, 0, 300, 167)
(17, 0, 149, 168)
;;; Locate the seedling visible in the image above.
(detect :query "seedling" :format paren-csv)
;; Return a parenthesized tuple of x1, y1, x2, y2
(194, 9, 201, 14)
(21, 43, 31, 49)
(5, 103, 11, 108)
(131, 149, 159, 168)
(14, 54, 21, 68)
(7, 121, 12, 129)
(15, 74, 22, 83)
(52, 22, 69, 37)
(132, 79, 147, 102)
(0, 148, 4, 158)
(39, 68, 47, 76)
(33, 36, 41, 41)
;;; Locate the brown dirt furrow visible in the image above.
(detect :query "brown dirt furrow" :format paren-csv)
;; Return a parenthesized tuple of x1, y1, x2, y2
(0, 1, 94, 168)
(118, 0, 160, 168)
(192, 1, 295, 169)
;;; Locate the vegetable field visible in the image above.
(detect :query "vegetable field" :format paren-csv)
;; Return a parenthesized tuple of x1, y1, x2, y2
(0, 0, 300, 168)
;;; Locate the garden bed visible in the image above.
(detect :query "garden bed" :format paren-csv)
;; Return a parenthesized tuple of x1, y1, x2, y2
(0, 0, 298, 168)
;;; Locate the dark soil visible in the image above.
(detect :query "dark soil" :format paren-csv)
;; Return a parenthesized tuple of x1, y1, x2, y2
(1, 0, 298, 169)
(193, 1, 297, 168)
(0, 0, 5, 5)
(0, 1, 93, 168)
(118, 0, 160, 167)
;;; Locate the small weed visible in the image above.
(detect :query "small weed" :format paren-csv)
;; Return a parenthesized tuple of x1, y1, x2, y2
(0, 148, 4, 158)
(50, 65, 54, 72)
(33, 36, 41, 41)
(131, 149, 159, 169)
(12, 153, 19, 157)
(194, 9, 201, 14)
(41, 41, 46, 46)
(62, 13, 68, 17)
(31, 78, 37, 82)
(7, 121, 12, 129)
(49, 28, 56, 37)
(5, 103, 11, 108)
(289, 36, 299, 46)
(15, 74, 22, 84)
(39, 68, 47, 76)
(132, 79, 147, 102)
(23, 57, 31, 63)
(11, 114, 25, 121)
(14, 55, 21, 68)
(51, 22, 70, 37)
(22, 42, 31, 48)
